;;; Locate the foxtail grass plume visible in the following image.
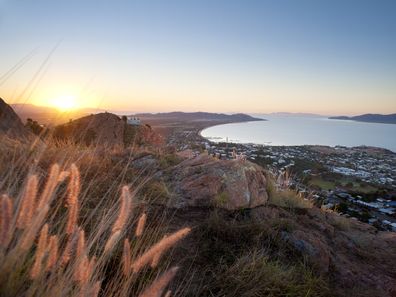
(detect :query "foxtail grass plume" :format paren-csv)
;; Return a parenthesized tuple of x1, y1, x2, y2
(150, 250, 163, 268)
(76, 228, 86, 258)
(67, 164, 80, 207)
(104, 186, 132, 253)
(138, 267, 179, 297)
(0, 194, 13, 247)
(112, 186, 132, 233)
(75, 255, 89, 283)
(16, 174, 38, 229)
(74, 228, 91, 282)
(135, 212, 147, 237)
(46, 235, 59, 271)
(104, 230, 121, 252)
(60, 230, 78, 266)
(58, 170, 70, 183)
(37, 163, 60, 209)
(20, 204, 49, 251)
(77, 255, 95, 284)
(86, 256, 97, 283)
(91, 281, 101, 297)
(132, 227, 191, 273)
(30, 224, 49, 279)
(122, 238, 131, 275)
(65, 164, 80, 234)
(151, 235, 167, 268)
(66, 202, 78, 235)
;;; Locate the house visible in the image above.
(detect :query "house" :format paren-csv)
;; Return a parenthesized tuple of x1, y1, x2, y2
(386, 201, 396, 208)
(379, 208, 395, 215)
(368, 218, 378, 225)
(127, 116, 141, 125)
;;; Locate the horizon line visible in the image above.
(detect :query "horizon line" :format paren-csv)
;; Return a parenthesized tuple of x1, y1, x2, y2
(8, 101, 396, 118)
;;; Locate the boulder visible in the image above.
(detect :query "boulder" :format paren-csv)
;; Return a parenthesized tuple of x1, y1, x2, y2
(166, 154, 268, 210)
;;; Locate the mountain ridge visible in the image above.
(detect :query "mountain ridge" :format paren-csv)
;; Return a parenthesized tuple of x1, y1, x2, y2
(135, 111, 265, 122)
(330, 113, 396, 124)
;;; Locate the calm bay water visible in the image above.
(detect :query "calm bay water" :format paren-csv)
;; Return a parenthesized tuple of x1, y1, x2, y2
(201, 115, 396, 152)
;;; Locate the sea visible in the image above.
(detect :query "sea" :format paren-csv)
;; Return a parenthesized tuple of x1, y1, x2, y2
(200, 115, 396, 153)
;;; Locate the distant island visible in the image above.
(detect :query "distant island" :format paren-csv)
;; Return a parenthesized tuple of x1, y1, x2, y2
(265, 112, 326, 118)
(329, 113, 396, 124)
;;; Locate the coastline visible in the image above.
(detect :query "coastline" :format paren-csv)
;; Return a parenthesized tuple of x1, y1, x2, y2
(198, 118, 396, 154)
(197, 119, 265, 143)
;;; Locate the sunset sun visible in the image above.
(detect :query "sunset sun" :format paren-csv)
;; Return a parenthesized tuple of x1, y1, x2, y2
(51, 95, 77, 111)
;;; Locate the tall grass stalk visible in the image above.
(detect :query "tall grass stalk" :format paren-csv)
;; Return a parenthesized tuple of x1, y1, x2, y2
(0, 154, 190, 297)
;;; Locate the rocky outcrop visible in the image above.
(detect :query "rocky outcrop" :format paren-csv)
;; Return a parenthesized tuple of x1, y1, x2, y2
(0, 98, 32, 140)
(251, 206, 396, 296)
(53, 112, 161, 147)
(164, 154, 268, 210)
(53, 113, 125, 146)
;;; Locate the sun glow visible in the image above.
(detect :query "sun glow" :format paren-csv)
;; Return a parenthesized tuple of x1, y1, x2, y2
(51, 95, 77, 111)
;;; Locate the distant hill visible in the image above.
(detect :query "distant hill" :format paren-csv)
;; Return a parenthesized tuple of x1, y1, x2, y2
(329, 113, 396, 124)
(11, 103, 57, 114)
(11, 103, 92, 126)
(0, 98, 32, 140)
(11, 103, 108, 116)
(265, 112, 326, 117)
(135, 111, 264, 122)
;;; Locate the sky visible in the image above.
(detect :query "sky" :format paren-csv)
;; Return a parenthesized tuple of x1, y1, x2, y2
(0, 0, 395, 115)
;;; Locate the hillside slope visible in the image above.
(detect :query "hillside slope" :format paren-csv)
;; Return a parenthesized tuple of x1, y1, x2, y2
(0, 98, 32, 139)
(136, 153, 396, 296)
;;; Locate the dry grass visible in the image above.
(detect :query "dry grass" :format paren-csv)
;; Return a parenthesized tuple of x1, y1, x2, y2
(265, 173, 313, 209)
(211, 250, 330, 297)
(180, 210, 332, 297)
(0, 137, 191, 297)
(330, 214, 351, 231)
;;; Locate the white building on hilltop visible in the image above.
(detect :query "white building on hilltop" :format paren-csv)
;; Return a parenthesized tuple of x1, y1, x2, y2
(127, 116, 141, 126)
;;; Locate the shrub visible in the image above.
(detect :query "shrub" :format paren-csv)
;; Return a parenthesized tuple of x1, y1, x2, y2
(123, 124, 137, 146)
(265, 171, 312, 209)
(269, 189, 313, 209)
(142, 180, 172, 203)
(159, 154, 182, 169)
